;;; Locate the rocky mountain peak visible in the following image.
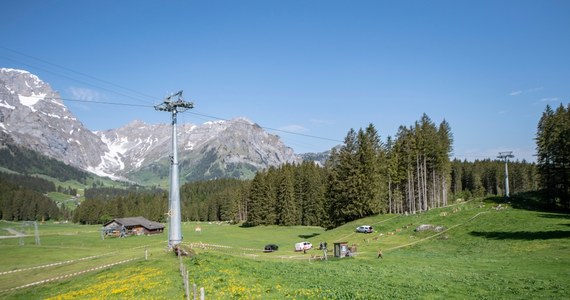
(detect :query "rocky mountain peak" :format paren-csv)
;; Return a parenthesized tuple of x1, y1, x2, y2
(1, 69, 305, 183)
(0, 68, 115, 177)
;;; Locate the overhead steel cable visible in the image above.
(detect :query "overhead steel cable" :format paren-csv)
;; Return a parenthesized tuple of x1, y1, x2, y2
(0, 47, 343, 146)
(58, 97, 154, 108)
(32, 96, 344, 144)
(184, 110, 344, 143)
(0, 49, 157, 106)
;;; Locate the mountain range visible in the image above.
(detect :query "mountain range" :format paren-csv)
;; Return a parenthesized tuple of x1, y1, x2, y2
(0, 68, 328, 184)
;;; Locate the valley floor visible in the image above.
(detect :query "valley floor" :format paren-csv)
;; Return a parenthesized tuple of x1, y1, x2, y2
(0, 198, 568, 299)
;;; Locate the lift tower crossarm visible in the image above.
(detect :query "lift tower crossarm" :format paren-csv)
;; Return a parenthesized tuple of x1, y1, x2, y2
(154, 90, 194, 249)
(154, 90, 194, 112)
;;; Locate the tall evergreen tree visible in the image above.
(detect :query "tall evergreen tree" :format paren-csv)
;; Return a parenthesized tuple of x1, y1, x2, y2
(536, 104, 570, 209)
(246, 172, 266, 226)
(300, 162, 327, 226)
(276, 165, 298, 225)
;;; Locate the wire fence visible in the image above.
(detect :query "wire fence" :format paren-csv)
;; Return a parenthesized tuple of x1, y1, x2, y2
(0, 257, 141, 294)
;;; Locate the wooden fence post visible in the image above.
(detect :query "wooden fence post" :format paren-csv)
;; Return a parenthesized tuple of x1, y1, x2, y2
(185, 270, 190, 300)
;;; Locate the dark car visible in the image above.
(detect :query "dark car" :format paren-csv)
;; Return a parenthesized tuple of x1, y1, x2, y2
(264, 244, 279, 252)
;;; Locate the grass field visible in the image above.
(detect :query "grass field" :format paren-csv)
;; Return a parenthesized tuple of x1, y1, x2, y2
(0, 197, 568, 299)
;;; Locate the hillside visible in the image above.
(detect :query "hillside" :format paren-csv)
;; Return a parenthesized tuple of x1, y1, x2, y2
(0, 137, 88, 182)
(1, 197, 568, 299)
(0, 135, 141, 213)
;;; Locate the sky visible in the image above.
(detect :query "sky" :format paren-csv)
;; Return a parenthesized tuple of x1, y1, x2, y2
(1, 0, 569, 161)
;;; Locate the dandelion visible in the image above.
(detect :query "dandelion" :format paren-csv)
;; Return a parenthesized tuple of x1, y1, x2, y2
(46, 267, 165, 300)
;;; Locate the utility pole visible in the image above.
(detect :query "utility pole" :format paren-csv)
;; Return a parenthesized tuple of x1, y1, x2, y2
(497, 151, 514, 198)
(155, 90, 194, 248)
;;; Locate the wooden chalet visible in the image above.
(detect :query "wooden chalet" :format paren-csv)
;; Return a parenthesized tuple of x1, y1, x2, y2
(103, 216, 164, 236)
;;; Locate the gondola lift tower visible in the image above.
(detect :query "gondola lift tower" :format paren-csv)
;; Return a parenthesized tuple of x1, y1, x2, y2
(154, 90, 193, 248)
(497, 151, 514, 198)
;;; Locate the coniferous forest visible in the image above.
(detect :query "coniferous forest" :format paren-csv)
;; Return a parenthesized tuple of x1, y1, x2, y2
(0, 174, 61, 221)
(2, 109, 568, 224)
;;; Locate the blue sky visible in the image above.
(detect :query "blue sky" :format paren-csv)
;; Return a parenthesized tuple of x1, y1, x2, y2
(1, 0, 569, 161)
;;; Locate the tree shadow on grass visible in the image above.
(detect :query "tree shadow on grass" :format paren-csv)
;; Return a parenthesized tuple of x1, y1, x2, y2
(538, 213, 570, 220)
(298, 233, 320, 239)
(470, 230, 570, 240)
(495, 192, 570, 214)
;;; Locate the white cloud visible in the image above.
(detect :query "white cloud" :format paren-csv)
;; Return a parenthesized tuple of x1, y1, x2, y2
(279, 124, 309, 133)
(310, 119, 334, 125)
(540, 97, 559, 102)
(509, 87, 543, 96)
(527, 87, 544, 93)
(68, 87, 101, 102)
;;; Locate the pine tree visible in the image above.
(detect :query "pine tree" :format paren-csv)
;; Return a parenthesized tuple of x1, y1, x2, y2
(437, 120, 453, 207)
(536, 104, 570, 209)
(276, 165, 298, 225)
(302, 162, 327, 226)
(356, 124, 384, 215)
(246, 172, 266, 226)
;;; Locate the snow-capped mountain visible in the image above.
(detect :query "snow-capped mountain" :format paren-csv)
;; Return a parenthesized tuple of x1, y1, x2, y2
(0, 68, 118, 175)
(0, 68, 301, 182)
(96, 117, 300, 182)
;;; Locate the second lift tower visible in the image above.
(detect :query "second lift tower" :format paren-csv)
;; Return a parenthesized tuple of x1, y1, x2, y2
(154, 90, 194, 248)
(497, 151, 515, 198)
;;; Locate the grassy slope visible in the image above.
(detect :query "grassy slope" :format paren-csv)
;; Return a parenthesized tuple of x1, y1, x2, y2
(0, 198, 568, 299)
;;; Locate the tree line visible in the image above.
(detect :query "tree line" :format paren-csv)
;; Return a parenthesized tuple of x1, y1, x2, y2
(72, 179, 250, 224)
(451, 159, 538, 199)
(0, 175, 61, 221)
(5, 107, 568, 224)
(72, 187, 166, 224)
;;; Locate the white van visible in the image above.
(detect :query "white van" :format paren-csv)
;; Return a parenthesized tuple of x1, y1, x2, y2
(294, 241, 313, 251)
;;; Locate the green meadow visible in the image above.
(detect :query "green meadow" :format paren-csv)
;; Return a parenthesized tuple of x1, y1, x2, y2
(0, 198, 568, 299)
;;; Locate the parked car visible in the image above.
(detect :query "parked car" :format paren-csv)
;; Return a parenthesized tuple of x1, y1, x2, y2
(294, 241, 313, 251)
(264, 244, 279, 252)
(356, 225, 373, 233)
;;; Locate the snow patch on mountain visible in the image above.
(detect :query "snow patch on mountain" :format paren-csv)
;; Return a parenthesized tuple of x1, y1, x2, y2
(0, 101, 15, 109)
(18, 93, 46, 111)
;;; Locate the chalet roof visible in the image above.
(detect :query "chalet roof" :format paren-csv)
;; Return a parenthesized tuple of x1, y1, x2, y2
(105, 216, 164, 230)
